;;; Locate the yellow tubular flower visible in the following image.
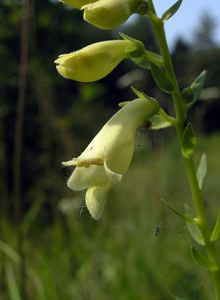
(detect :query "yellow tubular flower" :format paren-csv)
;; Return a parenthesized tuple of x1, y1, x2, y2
(62, 97, 159, 220)
(82, 0, 148, 30)
(55, 40, 137, 82)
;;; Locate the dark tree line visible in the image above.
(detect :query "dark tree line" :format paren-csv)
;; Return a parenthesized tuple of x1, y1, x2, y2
(0, 0, 220, 219)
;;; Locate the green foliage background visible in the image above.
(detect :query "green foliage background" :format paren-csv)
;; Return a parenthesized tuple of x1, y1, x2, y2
(0, 0, 220, 299)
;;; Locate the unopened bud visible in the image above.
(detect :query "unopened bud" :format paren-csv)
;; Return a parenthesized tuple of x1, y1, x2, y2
(82, 0, 149, 30)
(55, 40, 137, 82)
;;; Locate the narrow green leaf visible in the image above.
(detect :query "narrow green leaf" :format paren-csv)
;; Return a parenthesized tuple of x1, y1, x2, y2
(190, 71, 207, 104)
(150, 115, 172, 130)
(196, 154, 207, 190)
(150, 63, 173, 93)
(191, 247, 218, 271)
(161, 199, 194, 223)
(182, 71, 207, 107)
(21, 198, 44, 235)
(27, 269, 45, 299)
(119, 32, 140, 44)
(5, 263, 21, 300)
(0, 240, 20, 263)
(162, 0, 183, 21)
(185, 204, 205, 245)
(159, 107, 177, 126)
(210, 210, 220, 242)
(181, 123, 197, 159)
(181, 87, 194, 104)
(187, 222, 205, 245)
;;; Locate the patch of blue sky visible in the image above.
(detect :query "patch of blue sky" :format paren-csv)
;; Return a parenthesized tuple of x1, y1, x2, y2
(153, 0, 220, 48)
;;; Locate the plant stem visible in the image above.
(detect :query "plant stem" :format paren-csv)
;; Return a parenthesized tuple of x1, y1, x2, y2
(148, 2, 220, 299)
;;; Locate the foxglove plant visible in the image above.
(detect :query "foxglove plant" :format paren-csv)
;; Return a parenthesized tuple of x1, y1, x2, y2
(56, 0, 220, 298)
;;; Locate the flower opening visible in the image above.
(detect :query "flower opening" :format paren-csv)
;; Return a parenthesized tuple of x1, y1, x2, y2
(63, 97, 159, 220)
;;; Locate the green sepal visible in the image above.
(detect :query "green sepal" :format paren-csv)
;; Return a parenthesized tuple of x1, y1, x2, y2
(210, 210, 220, 242)
(161, 199, 194, 223)
(120, 33, 152, 69)
(181, 123, 197, 159)
(131, 53, 150, 70)
(131, 86, 146, 98)
(150, 63, 173, 93)
(161, 0, 183, 21)
(118, 101, 130, 107)
(150, 107, 177, 130)
(131, 86, 157, 103)
(185, 204, 205, 245)
(119, 32, 145, 58)
(196, 153, 207, 190)
(191, 247, 218, 271)
(150, 114, 172, 130)
(182, 71, 207, 107)
(120, 33, 164, 70)
(145, 50, 164, 67)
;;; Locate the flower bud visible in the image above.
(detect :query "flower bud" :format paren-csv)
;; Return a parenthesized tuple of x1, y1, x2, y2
(55, 40, 137, 82)
(82, 0, 149, 29)
(60, 0, 96, 9)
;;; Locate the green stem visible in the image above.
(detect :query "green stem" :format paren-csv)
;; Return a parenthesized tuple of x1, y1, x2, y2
(185, 157, 220, 299)
(148, 3, 220, 299)
(149, 14, 185, 124)
(148, 0, 156, 14)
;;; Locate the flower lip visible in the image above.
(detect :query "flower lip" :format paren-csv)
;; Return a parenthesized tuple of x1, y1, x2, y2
(85, 184, 111, 220)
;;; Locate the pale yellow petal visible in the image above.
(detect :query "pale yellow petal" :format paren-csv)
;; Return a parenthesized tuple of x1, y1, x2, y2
(85, 184, 111, 220)
(67, 165, 109, 191)
(104, 161, 122, 184)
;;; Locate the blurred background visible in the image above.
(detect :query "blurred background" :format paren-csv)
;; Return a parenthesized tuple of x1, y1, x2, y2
(0, 0, 220, 299)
